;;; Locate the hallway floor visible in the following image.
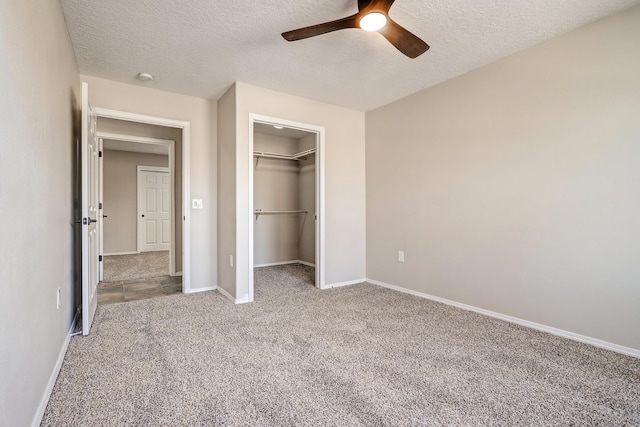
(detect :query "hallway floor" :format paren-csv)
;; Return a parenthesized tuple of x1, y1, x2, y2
(103, 251, 170, 282)
(97, 275, 182, 304)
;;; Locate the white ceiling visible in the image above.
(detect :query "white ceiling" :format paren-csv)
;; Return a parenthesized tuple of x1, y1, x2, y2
(60, 0, 640, 111)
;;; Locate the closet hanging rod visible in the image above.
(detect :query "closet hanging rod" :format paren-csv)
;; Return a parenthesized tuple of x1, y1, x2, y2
(253, 148, 316, 161)
(253, 210, 307, 214)
(254, 210, 308, 220)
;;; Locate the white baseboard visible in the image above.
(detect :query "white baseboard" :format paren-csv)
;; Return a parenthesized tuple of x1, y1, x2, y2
(322, 278, 366, 289)
(217, 286, 234, 302)
(367, 278, 640, 359)
(217, 286, 237, 302)
(103, 251, 137, 256)
(217, 287, 251, 304)
(32, 314, 77, 427)
(297, 260, 316, 268)
(254, 260, 315, 268)
(185, 285, 216, 295)
(254, 260, 298, 268)
(235, 294, 252, 304)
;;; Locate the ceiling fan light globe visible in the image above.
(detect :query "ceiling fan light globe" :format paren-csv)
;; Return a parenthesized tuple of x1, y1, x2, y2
(359, 12, 387, 32)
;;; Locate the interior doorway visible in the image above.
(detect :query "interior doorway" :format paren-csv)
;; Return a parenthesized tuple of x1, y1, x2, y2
(93, 108, 192, 294)
(248, 114, 325, 301)
(95, 131, 182, 304)
(97, 133, 177, 282)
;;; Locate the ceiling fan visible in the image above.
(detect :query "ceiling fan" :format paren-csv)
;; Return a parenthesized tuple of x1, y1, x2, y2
(282, 0, 429, 59)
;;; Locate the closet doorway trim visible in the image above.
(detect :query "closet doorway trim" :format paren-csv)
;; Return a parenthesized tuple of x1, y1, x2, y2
(248, 113, 326, 301)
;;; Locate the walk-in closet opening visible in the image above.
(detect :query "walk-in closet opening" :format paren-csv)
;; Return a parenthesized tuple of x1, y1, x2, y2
(249, 116, 325, 299)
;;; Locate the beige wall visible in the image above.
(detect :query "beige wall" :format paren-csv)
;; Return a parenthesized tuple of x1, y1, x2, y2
(82, 75, 217, 290)
(366, 6, 640, 351)
(219, 82, 366, 301)
(217, 84, 237, 297)
(0, 0, 80, 425)
(103, 150, 168, 253)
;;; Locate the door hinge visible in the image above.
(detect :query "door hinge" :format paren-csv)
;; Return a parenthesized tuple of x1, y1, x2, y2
(99, 202, 102, 209)
(98, 151, 103, 158)
(99, 255, 103, 262)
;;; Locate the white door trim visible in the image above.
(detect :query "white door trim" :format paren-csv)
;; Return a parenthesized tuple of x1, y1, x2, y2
(80, 82, 99, 335)
(136, 165, 172, 254)
(98, 133, 176, 276)
(96, 132, 175, 147)
(248, 113, 326, 302)
(98, 137, 104, 281)
(93, 107, 192, 293)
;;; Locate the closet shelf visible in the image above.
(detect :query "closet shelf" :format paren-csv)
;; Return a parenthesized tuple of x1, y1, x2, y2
(253, 148, 316, 161)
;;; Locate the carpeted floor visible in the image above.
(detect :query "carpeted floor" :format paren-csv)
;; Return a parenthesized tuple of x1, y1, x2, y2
(103, 251, 169, 282)
(42, 264, 639, 426)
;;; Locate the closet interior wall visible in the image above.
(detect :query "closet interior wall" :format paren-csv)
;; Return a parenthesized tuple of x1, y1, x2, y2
(253, 131, 316, 267)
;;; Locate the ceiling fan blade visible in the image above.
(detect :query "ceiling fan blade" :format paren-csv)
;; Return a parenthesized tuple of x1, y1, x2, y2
(378, 18, 429, 58)
(358, 0, 373, 11)
(282, 14, 359, 41)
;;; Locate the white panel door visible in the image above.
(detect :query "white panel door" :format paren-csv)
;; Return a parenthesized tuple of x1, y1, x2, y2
(138, 168, 170, 252)
(81, 82, 99, 335)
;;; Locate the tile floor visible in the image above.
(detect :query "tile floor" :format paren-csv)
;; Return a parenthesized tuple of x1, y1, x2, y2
(97, 275, 182, 304)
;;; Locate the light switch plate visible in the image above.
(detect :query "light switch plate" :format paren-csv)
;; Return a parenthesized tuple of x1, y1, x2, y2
(192, 199, 203, 209)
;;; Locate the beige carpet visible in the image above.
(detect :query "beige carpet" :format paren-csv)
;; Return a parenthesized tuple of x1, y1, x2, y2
(103, 251, 169, 282)
(42, 264, 640, 426)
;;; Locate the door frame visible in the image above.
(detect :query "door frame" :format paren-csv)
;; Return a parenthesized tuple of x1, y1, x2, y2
(248, 113, 326, 301)
(98, 137, 104, 281)
(93, 108, 192, 293)
(97, 133, 176, 276)
(81, 82, 99, 335)
(136, 165, 172, 255)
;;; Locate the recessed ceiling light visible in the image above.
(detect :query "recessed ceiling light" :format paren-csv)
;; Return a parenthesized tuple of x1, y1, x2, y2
(273, 125, 284, 129)
(359, 12, 387, 32)
(137, 72, 154, 81)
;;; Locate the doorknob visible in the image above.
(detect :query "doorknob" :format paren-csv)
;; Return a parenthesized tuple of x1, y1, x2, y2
(141, 214, 145, 217)
(74, 217, 97, 225)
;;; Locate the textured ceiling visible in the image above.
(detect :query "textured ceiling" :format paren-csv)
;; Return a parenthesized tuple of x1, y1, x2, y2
(60, 0, 640, 111)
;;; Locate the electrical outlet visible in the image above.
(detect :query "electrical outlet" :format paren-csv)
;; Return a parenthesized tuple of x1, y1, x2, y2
(398, 251, 405, 262)
(230, 255, 234, 268)
(56, 288, 61, 309)
(192, 199, 203, 209)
